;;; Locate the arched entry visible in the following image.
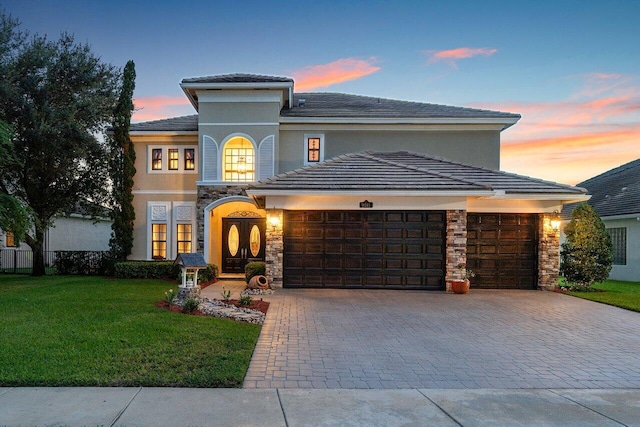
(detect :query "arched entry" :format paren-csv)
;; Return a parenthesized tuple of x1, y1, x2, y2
(203, 196, 266, 273)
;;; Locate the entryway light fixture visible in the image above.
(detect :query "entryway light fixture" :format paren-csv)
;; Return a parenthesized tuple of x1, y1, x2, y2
(237, 156, 247, 174)
(269, 215, 280, 230)
(550, 210, 561, 230)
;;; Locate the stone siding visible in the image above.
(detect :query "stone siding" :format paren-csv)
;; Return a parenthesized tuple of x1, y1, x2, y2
(265, 209, 284, 288)
(446, 210, 467, 292)
(538, 213, 560, 291)
(196, 185, 247, 252)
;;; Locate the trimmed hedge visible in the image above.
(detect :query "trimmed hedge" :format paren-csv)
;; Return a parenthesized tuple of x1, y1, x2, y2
(114, 261, 179, 279)
(54, 251, 115, 276)
(245, 261, 266, 283)
(113, 261, 219, 282)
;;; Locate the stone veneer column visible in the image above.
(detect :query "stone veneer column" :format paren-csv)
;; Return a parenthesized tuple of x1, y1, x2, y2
(196, 185, 247, 252)
(445, 210, 467, 292)
(538, 213, 560, 291)
(265, 209, 283, 288)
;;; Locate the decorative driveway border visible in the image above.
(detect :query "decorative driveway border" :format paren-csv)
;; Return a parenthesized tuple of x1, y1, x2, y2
(244, 289, 640, 389)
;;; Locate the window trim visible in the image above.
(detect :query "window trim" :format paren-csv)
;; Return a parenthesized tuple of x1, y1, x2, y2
(147, 145, 198, 174)
(303, 134, 324, 165)
(146, 201, 197, 260)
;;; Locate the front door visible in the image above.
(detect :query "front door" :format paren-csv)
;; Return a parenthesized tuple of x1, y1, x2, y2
(221, 217, 266, 273)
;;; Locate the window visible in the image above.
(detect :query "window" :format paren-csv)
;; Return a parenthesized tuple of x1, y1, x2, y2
(152, 149, 162, 170)
(5, 231, 16, 247)
(607, 227, 627, 265)
(307, 138, 321, 162)
(184, 148, 195, 170)
(152, 224, 167, 260)
(304, 134, 324, 165)
(177, 224, 192, 254)
(168, 149, 179, 170)
(223, 137, 255, 182)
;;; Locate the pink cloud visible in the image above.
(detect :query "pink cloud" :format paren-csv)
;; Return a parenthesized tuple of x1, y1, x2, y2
(473, 73, 640, 185)
(292, 57, 381, 91)
(424, 47, 497, 68)
(132, 95, 193, 122)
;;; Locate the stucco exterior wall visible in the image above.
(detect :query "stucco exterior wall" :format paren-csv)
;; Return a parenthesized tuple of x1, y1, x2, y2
(604, 217, 640, 282)
(46, 217, 112, 251)
(278, 128, 500, 173)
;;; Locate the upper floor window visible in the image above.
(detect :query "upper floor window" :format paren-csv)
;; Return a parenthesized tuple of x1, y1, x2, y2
(223, 137, 255, 182)
(147, 145, 197, 174)
(168, 149, 179, 170)
(607, 227, 626, 265)
(152, 149, 162, 170)
(184, 148, 195, 170)
(304, 134, 324, 165)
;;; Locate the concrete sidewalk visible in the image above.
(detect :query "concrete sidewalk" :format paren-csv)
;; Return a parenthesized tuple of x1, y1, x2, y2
(1, 387, 639, 426)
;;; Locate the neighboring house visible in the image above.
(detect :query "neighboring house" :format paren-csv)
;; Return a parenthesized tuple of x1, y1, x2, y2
(1, 205, 112, 270)
(129, 73, 588, 291)
(1, 215, 112, 252)
(562, 159, 640, 282)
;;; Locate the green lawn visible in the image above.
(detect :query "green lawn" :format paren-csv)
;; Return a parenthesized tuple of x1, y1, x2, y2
(567, 280, 640, 313)
(0, 275, 261, 387)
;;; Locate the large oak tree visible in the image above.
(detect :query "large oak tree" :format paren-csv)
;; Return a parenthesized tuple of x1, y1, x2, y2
(0, 13, 120, 275)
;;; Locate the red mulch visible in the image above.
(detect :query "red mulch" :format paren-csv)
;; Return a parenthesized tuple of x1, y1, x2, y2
(155, 297, 269, 316)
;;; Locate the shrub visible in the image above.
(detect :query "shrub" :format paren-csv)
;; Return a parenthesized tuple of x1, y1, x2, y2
(164, 289, 177, 306)
(114, 261, 180, 279)
(221, 286, 232, 303)
(238, 294, 252, 306)
(245, 261, 266, 283)
(54, 251, 114, 276)
(182, 296, 200, 314)
(560, 203, 613, 288)
(198, 264, 218, 282)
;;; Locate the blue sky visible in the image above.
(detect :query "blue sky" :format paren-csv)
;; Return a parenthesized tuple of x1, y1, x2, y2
(3, 0, 640, 184)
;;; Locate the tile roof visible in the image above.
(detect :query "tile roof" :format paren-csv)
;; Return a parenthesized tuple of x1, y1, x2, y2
(248, 151, 587, 195)
(130, 115, 198, 132)
(562, 158, 640, 218)
(181, 73, 293, 84)
(282, 93, 520, 120)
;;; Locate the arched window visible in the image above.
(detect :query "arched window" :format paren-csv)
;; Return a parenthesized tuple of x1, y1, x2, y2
(223, 137, 255, 182)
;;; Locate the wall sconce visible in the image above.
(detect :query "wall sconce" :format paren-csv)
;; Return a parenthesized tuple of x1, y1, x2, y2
(269, 215, 280, 230)
(550, 210, 561, 230)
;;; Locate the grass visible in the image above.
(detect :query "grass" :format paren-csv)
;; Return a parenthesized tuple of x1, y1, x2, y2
(566, 279, 640, 313)
(0, 275, 261, 387)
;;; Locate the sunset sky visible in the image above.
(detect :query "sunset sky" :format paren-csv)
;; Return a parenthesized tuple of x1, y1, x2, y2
(4, 0, 639, 185)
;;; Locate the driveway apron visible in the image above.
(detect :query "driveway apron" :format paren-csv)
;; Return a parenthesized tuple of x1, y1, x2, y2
(243, 289, 640, 389)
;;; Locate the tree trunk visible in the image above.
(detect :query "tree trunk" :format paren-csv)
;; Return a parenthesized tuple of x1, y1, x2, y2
(29, 227, 46, 276)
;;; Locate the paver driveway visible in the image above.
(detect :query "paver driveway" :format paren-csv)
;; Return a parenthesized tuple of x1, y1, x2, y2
(242, 289, 640, 389)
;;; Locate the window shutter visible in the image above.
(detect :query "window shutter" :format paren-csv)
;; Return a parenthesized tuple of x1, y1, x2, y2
(258, 135, 275, 180)
(202, 136, 218, 181)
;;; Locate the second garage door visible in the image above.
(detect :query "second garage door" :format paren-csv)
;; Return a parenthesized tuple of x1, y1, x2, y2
(467, 213, 539, 289)
(283, 210, 445, 290)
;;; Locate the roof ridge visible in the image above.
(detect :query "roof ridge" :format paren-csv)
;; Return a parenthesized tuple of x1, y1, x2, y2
(291, 92, 521, 117)
(359, 151, 491, 189)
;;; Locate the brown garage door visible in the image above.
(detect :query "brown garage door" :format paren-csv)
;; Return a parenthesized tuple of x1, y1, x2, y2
(283, 210, 445, 290)
(467, 213, 538, 289)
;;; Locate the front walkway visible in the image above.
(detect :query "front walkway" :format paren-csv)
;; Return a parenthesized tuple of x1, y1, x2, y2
(236, 288, 640, 389)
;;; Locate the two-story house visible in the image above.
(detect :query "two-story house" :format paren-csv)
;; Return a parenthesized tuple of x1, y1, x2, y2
(129, 74, 588, 291)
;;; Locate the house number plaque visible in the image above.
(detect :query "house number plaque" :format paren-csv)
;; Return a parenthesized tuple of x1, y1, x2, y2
(359, 200, 373, 208)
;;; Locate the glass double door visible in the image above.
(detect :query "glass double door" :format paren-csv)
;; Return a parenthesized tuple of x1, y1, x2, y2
(221, 217, 266, 273)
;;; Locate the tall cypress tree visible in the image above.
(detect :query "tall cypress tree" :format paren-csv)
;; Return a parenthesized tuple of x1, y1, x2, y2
(109, 60, 136, 260)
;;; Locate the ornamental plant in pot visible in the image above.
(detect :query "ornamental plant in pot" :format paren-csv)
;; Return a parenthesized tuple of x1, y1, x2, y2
(451, 263, 475, 294)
